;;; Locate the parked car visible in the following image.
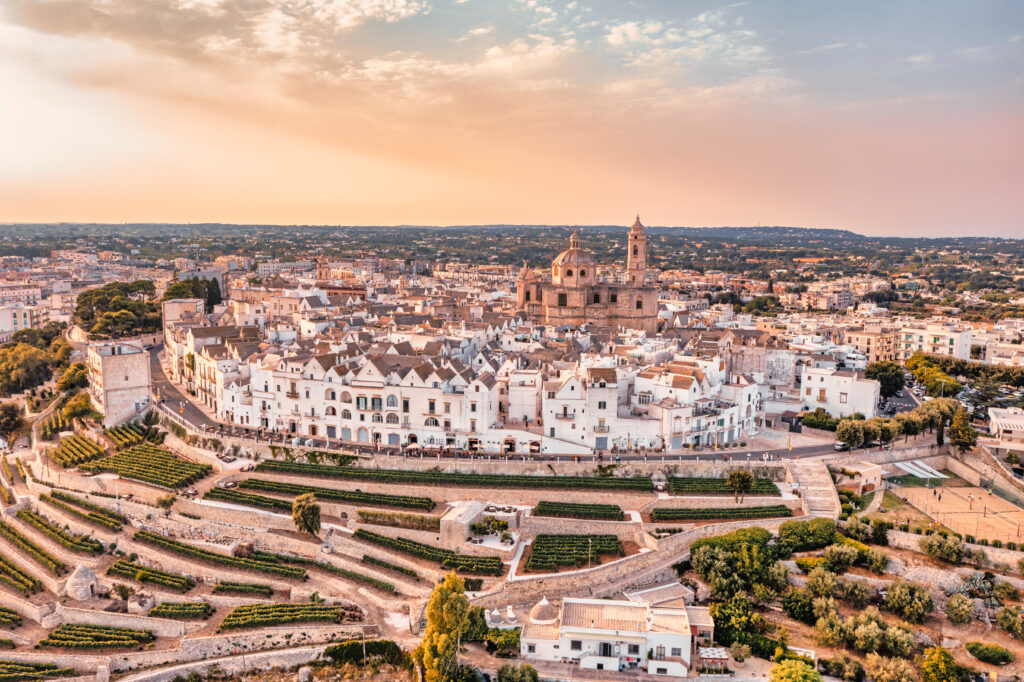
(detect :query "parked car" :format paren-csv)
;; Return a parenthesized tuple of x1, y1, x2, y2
(219, 481, 238, 489)
(834, 441, 849, 451)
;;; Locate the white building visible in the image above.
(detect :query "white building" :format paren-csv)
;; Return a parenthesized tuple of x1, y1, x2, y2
(989, 407, 1024, 444)
(800, 366, 879, 418)
(897, 321, 972, 361)
(520, 597, 713, 677)
(86, 341, 152, 427)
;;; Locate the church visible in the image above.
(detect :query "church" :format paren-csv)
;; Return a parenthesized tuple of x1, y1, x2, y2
(516, 217, 659, 334)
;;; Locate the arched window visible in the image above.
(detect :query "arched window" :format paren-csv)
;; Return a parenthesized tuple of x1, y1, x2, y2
(579, 269, 586, 277)
(327, 390, 336, 401)
(386, 395, 398, 408)
(425, 417, 439, 427)
(633, 245, 638, 255)
(341, 391, 352, 403)
(565, 268, 573, 276)
(325, 406, 336, 416)
(372, 413, 383, 423)
(386, 413, 399, 424)
(341, 409, 352, 420)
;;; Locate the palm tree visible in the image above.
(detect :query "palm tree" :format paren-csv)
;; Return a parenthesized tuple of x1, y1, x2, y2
(727, 469, 754, 503)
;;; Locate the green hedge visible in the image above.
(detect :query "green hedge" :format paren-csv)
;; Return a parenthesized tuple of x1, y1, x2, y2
(213, 581, 272, 597)
(650, 504, 792, 522)
(239, 479, 435, 511)
(39, 623, 153, 649)
(525, 534, 624, 572)
(0, 519, 66, 575)
(107, 560, 194, 592)
(668, 476, 780, 496)
(255, 460, 653, 490)
(533, 501, 624, 521)
(16, 509, 102, 555)
(362, 554, 420, 581)
(324, 639, 404, 665)
(218, 603, 360, 631)
(0, 660, 76, 680)
(203, 487, 291, 512)
(133, 531, 306, 579)
(966, 641, 1014, 664)
(148, 602, 213, 620)
(354, 529, 503, 576)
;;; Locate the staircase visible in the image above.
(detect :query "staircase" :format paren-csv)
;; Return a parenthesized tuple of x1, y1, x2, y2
(789, 460, 840, 519)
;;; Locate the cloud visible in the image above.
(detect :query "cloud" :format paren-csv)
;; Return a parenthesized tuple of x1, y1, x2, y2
(797, 42, 865, 55)
(905, 53, 933, 63)
(1009, 33, 1023, 43)
(456, 25, 494, 41)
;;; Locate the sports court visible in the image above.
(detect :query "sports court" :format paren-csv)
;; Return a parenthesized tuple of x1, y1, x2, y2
(895, 481, 1024, 544)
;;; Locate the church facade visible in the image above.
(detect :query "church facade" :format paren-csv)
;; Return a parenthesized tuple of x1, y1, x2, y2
(516, 217, 659, 334)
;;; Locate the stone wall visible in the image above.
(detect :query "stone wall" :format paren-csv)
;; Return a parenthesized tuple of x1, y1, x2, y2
(118, 644, 329, 682)
(0, 624, 375, 675)
(888, 529, 1024, 568)
(0, 588, 52, 623)
(49, 604, 206, 638)
(519, 514, 643, 543)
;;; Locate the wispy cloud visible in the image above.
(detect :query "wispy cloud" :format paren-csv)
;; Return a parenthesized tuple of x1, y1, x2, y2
(456, 25, 494, 42)
(797, 42, 865, 55)
(905, 53, 933, 64)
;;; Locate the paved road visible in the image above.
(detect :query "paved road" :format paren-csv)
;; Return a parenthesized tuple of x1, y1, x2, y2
(148, 344, 914, 463)
(884, 387, 920, 415)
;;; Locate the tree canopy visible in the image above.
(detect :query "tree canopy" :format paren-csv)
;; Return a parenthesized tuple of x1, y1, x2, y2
(416, 571, 471, 682)
(74, 280, 160, 339)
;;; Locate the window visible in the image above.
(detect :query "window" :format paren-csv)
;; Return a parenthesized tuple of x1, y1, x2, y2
(579, 269, 586, 277)
(655, 646, 665, 661)
(598, 401, 607, 409)
(610, 293, 618, 303)
(356, 396, 368, 410)
(671, 648, 682, 657)
(471, 402, 477, 412)
(818, 389, 826, 401)
(372, 413, 383, 423)
(386, 395, 398, 408)
(558, 293, 567, 307)
(565, 268, 573, 276)
(470, 419, 476, 431)
(593, 293, 600, 304)
(628, 644, 640, 655)
(525, 290, 531, 302)
(443, 420, 451, 430)
(341, 409, 352, 419)
(371, 397, 382, 411)
(635, 298, 642, 310)
(403, 399, 410, 413)
(428, 400, 436, 414)
(547, 391, 555, 399)
(570, 640, 582, 651)
(527, 644, 535, 654)
(656, 668, 667, 675)
(805, 387, 811, 396)
(386, 413, 399, 424)
(425, 417, 439, 427)
(444, 402, 451, 414)
(839, 392, 848, 404)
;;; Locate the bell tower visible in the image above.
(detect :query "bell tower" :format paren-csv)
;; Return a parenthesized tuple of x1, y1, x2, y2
(626, 215, 647, 282)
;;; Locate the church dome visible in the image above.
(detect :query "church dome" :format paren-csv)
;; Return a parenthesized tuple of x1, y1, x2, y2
(529, 596, 559, 625)
(552, 230, 595, 270)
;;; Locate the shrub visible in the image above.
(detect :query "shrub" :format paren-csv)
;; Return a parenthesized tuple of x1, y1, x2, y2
(778, 518, 836, 554)
(884, 580, 934, 624)
(782, 589, 815, 624)
(965, 641, 1014, 664)
(324, 639, 405, 666)
(822, 544, 858, 574)
(944, 593, 974, 625)
(795, 557, 825, 574)
(996, 606, 1024, 639)
(818, 652, 864, 682)
(806, 567, 838, 599)
(838, 579, 871, 608)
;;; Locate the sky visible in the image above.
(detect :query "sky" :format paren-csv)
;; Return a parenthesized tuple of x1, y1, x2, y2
(0, 0, 1022, 237)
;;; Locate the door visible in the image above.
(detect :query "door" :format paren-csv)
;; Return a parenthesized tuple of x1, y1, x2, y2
(388, 433, 400, 445)
(341, 427, 351, 441)
(595, 436, 608, 450)
(599, 642, 613, 657)
(671, 435, 682, 449)
(326, 426, 336, 438)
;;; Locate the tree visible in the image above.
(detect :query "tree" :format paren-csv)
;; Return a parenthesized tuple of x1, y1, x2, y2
(770, 659, 821, 682)
(822, 544, 858, 574)
(62, 393, 97, 421)
(948, 409, 977, 455)
(205, 278, 222, 311)
(156, 494, 176, 512)
(838, 579, 871, 608)
(782, 589, 815, 624)
(0, 343, 54, 395)
(416, 571, 471, 682)
(292, 493, 321, 536)
(0, 402, 24, 439)
(727, 468, 754, 502)
(866, 361, 905, 400)
(836, 419, 864, 449)
(884, 579, 933, 624)
(56, 363, 89, 392)
(920, 534, 965, 564)
(944, 593, 974, 625)
(864, 653, 916, 682)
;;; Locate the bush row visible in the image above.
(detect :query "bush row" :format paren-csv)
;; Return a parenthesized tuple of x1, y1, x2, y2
(255, 460, 653, 490)
(38, 494, 121, 532)
(668, 476, 780, 496)
(0, 608, 20, 628)
(354, 529, 503, 576)
(0, 660, 76, 680)
(81, 444, 212, 489)
(239, 478, 435, 511)
(356, 510, 441, 532)
(212, 581, 272, 597)
(525, 534, 624, 572)
(16, 509, 103, 555)
(0, 553, 42, 595)
(133, 531, 306, 580)
(650, 504, 792, 522)
(49, 435, 105, 468)
(39, 623, 154, 649)
(362, 554, 420, 581)
(247, 551, 396, 594)
(148, 602, 213, 620)
(203, 487, 291, 512)
(107, 560, 195, 592)
(218, 603, 358, 631)
(533, 501, 624, 521)
(0, 519, 66, 575)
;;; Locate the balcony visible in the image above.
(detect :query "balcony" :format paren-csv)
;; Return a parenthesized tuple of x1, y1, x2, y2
(554, 413, 575, 421)
(594, 425, 610, 433)
(286, 391, 299, 399)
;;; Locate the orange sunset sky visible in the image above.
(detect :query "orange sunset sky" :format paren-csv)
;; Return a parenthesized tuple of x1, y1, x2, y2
(1, 0, 1022, 236)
